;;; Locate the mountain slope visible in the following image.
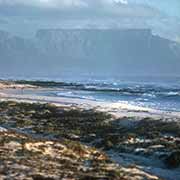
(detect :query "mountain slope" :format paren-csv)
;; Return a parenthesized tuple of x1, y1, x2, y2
(0, 29, 179, 76)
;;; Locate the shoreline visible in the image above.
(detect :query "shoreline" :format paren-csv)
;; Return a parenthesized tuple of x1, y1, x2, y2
(1, 80, 180, 119)
(1, 88, 180, 120)
(0, 81, 180, 179)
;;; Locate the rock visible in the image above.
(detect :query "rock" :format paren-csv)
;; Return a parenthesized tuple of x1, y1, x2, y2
(165, 151, 180, 168)
(32, 175, 56, 180)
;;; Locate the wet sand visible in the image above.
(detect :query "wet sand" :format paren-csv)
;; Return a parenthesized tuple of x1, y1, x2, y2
(0, 87, 180, 120)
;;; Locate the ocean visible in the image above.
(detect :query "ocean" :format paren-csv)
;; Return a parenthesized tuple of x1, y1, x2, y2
(9, 75, 180, 112)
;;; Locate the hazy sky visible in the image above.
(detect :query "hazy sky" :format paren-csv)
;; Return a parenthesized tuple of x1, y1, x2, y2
(0, 0, 180, 41)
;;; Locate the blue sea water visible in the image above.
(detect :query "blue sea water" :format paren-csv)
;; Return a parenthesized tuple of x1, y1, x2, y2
(2, 75, 180, 112)
(41, 75, 180, 112)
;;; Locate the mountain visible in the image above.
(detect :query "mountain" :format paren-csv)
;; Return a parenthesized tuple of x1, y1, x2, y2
(0, 30, 41, 74)
(0, 29, 180, 77)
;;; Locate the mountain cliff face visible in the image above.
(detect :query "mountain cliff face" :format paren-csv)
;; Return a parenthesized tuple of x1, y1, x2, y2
(35, 29, 153, 64)
(0, 29, 179, 76)
(0, 30, 40, 74)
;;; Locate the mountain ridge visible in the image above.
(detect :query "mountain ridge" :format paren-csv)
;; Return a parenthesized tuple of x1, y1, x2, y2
(0, 28, 179, 76)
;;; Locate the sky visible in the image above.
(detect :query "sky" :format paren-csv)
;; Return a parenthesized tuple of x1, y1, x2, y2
(0, 0, 180, 41)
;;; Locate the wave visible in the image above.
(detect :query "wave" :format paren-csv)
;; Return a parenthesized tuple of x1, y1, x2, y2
(56, 91, 95, 101)
(16, 80, 180, 98)
(161, 91, 180, 96)
(157, 91, 180, 98)
(73, 85, 180, 98)
(16, 79, 179, 112)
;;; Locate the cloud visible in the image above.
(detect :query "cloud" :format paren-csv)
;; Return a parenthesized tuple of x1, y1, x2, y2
(0, 0, 89, 9)
(114, 0, 128, 5)
(0, 0, 128, 9)
(0, 0, 161, 18)
(0, 0, 179, 17)
(0, 0, 179, 19)
(128, 0, 180, 17)
(0, 0, 177, 23)
(0, 0, 174, 20)
(0, 0, 179, 42)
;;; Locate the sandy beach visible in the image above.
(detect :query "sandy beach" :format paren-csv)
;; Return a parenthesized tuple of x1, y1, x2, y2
(0, 84, 180, 120)
(0, 81, 180, 180)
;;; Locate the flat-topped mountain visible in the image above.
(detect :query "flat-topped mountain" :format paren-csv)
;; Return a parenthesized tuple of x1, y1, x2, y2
(0, 29, 179, 76)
